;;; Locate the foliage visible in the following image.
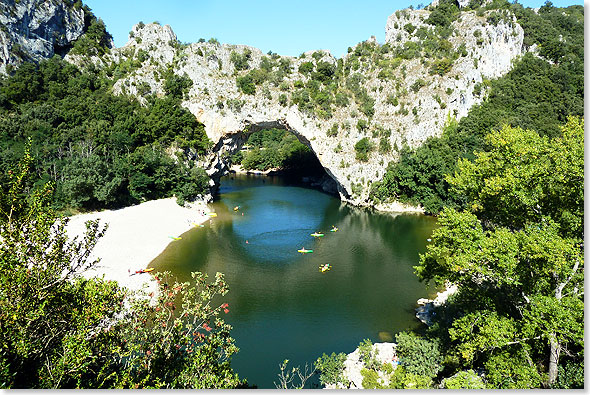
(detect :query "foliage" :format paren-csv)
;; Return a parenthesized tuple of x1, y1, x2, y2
(274, 360, 314, 389)
(388, 366, 433, 389)
(357, 339, 380, 370)
(315, 352, 348, 387)
(360, 368, 387, 389)
(354, 138, 374, 162)
(426, 0, 460, 28)
(371, 0, 583, 213)
(416, 120, 584, 388)
(395, 332, 442, 377)
(116, 271, 241, 388)
(163, 72, 193, 100)
(236, 74, 255, 95)
(236, 129, 322, 175)
(0, 151, 241, 388)
(0, 57, 211, 212)
(441, 370, 486, 389)
(230, 50, 251, 71)
(70, 18, 112, 56)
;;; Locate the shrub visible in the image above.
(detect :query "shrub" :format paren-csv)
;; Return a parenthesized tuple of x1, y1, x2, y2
(163, 72, 192, 100)
(410, 78, 427, 93)
(379, 137, 391, 154)
(298, 62, 314, 74)
(356, 119, 368, 132)
(354, 138, 374, 162)
(430, 57, 454, 75)
(230, 49, 251, 71)
(236, 74, 255, 94)
(442, 370, 486, 389)
(394, 332, 442, 378)
(327, 123, 338, 137)
(315, 352, 348, 387)
(404, 23, 416, 34)
(278, 93, 288, 106)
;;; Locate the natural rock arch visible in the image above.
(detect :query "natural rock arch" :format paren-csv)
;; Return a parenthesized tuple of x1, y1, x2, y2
(199, 118, 348, 200)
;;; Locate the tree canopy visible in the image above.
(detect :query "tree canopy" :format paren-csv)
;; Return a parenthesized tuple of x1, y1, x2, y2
(416, 118, 584, 388)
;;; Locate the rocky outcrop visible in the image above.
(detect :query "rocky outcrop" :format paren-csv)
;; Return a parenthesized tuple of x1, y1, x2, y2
(0, 0, 89, 73)
(326, 342, 397, 389)
(79, 5, 526, 207)
(416, 283, 458, 326)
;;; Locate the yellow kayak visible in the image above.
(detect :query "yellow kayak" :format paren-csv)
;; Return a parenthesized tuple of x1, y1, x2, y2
(311, 232, 324, 237)
(298, 248, 313, 253)
(233, 206, 240, 211)
(207, 212, 218, 217)
(169, 236, 182, 240)
(319, 264, 331, 272)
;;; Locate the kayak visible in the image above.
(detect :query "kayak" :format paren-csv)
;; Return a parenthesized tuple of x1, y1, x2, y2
(207, 212, 218, 217)
(131, 268, 155, 276)
(311, 232, 324, 237)
(233, 206, 240, 211)
(191, 222, 205, 227)
(169, 236, 182, 240)
(319, 264, 331, 272)
(298, 248, 313, 253)
(330, 227, 338, 232)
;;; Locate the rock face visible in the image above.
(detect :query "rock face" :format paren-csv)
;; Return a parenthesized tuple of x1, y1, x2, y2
(103, 7, 525, 207)
(0, 0, 88, 73)
(325, 342, 397, 389)
(77, 6, 526, 207)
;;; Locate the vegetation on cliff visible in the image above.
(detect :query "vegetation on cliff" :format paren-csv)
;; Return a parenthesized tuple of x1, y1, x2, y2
(370, 1, 584, 213)
(0, 56, 211, 212)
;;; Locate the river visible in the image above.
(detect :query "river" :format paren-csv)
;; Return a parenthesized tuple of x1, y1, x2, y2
(150, 173, 437, 388)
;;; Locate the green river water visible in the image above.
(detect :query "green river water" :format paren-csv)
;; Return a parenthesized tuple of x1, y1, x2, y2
(150, 173, 437, 388)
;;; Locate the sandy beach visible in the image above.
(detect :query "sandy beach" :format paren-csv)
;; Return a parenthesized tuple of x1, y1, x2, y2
(66, 198, 210, 294)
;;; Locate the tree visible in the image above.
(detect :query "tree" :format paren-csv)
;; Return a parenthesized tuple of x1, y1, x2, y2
(416, 118, 584, 387)
(0, 148, 242, 388)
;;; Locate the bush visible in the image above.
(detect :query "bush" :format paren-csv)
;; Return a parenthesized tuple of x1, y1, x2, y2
(394, 332, 442, 378)
(442, 370, 486, 389)
(163, 72, 192, 100)
(230, 50, 251, 71)
(236, 74, 255, 94)
(410, 78, 427, 93)
(298, 62, 314, 74)
(315, 352, 348, 387)
(354, 138, 374, 162)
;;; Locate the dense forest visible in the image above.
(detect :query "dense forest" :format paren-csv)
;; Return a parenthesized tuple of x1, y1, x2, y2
(0, 56, 211, 213)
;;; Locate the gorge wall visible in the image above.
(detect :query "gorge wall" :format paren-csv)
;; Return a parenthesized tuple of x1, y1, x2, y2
(0, 0, 89, 73)
(10, 0, 528, 207)
(91, 6, 525, 207)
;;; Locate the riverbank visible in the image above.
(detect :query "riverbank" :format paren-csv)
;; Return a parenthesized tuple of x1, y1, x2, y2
(66, 198, 210, 294)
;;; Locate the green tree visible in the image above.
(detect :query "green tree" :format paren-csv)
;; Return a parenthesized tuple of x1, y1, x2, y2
(315, 352, 348, 387)
(0, 150, 242, 388)
(395, 332, 442, 378)
(416, 119, 584, 387)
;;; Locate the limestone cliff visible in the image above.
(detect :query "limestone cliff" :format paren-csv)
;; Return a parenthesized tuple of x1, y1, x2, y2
(91, 5, 525, 207)
(0, 0, 89, 73)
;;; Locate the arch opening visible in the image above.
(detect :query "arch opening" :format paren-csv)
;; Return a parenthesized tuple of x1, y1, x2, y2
(203, 120, 346, 200)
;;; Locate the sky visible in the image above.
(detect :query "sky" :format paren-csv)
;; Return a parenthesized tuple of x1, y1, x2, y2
(84, 0, 585, 59)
